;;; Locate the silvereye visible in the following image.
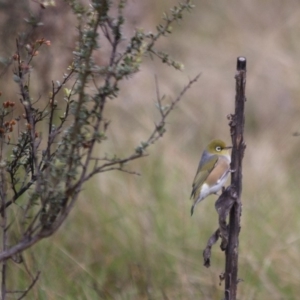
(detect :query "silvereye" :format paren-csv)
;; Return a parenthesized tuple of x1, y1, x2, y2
(190, 139, 232, 216)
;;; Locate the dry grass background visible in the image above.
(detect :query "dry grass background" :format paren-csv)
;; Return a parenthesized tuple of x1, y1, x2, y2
(2, 0, 300, 299)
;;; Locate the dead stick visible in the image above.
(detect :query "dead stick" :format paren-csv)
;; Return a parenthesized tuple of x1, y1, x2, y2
(224, 56, 247, 300)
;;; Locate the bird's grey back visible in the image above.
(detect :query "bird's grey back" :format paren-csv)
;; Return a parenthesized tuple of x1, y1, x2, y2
(198, 150, 212, 169)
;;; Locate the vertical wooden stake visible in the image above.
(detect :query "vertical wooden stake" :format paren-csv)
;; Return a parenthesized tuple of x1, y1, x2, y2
(225, 56, 247, 300)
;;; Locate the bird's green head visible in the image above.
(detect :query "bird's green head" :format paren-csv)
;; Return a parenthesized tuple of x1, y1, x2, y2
(206, 139, 232, 156)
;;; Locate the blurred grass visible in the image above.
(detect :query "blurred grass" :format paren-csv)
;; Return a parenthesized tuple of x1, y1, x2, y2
(3, 0, 300, 299)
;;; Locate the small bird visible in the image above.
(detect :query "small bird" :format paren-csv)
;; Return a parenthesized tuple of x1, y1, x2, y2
(190, 139, 232, 216)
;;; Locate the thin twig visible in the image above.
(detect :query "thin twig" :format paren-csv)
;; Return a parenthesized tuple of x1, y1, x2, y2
(17, 271, 40, 300)
(0, 165, 7, 300)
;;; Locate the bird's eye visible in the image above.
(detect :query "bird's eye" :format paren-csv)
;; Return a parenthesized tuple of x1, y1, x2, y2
(215, 146, 222, 151)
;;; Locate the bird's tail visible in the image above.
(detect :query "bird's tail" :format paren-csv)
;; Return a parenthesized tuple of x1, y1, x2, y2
(190, 204, 195, 216)
(190, 195, 204, 216)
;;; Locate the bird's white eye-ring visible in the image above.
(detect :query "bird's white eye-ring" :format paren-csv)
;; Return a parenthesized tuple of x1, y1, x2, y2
(216, 146, 222, 151)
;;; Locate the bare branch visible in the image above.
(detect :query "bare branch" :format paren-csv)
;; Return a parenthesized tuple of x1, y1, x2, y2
(223, 56, 247, 300)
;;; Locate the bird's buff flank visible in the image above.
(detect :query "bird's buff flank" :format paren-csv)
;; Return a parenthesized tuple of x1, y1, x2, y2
(190, 139, 232, 215)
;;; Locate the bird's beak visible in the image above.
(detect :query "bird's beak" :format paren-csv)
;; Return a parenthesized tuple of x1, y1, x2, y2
(225, 146, 233, 149)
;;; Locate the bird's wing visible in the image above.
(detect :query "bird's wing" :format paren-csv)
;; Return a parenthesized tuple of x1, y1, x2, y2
(190, 155, 218, 199)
